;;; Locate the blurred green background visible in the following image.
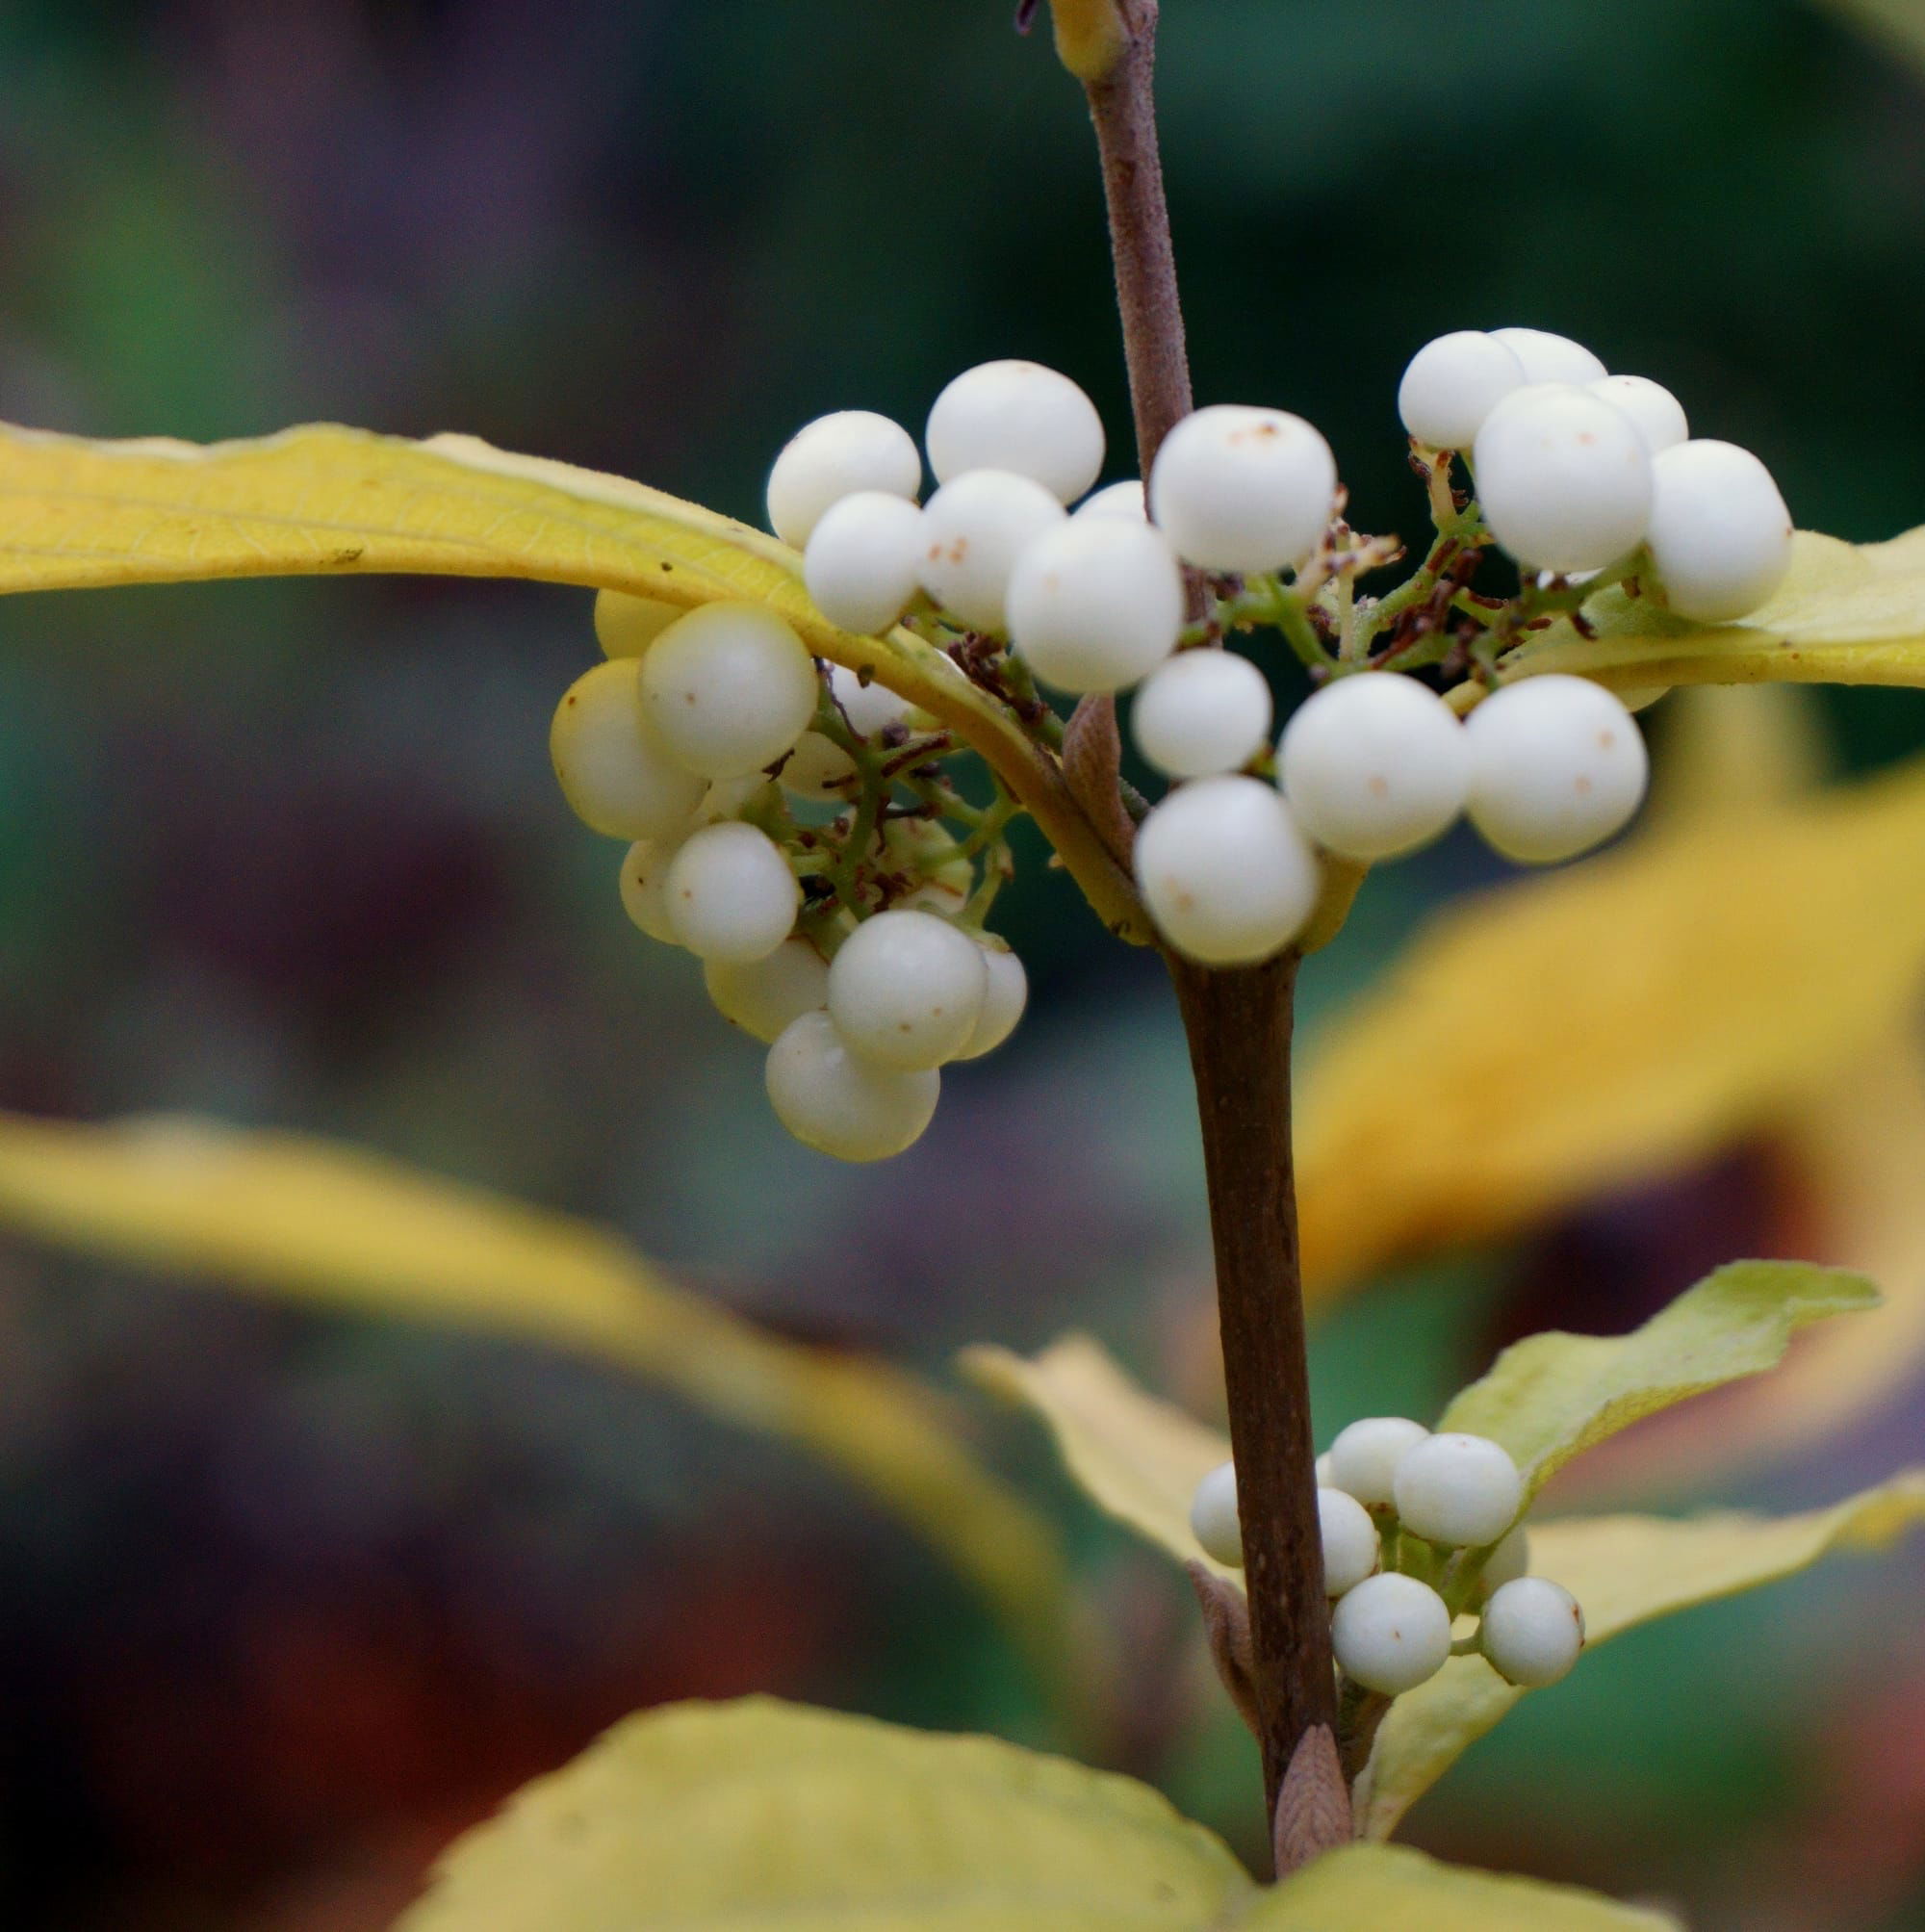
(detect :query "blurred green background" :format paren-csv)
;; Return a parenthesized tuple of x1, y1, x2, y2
(0, 1, 1922, 1926)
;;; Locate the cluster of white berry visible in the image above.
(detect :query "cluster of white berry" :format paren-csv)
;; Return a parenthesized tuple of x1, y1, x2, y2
(552, 335, 1793, 1144)
(765, 355, 1696, 973)
(1190, 1417, 1584, 1698)
(551, 591, 1026, 1165)
(1399, 325, 1795, 619)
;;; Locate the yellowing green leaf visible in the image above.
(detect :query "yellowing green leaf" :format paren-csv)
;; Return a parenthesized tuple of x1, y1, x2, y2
(397, 1695, 1674, 1931)
(398, 1695, 1254, 1931)
(1296, 755, 1925, 1300)
(962, 1334, 1234, 1576)
(0, 1110, 1073, 1693)
(1437, 1260, 1880, 1494)
(1513, 528, 1925, 695)
(0, 422, 1146, 941)
(1358, 1472, 1925, 1839)
(1247, 1843, 1678, 1930)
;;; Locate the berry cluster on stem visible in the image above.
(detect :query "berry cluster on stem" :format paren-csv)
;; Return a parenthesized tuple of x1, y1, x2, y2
(1193, 1420, 1585, 1713)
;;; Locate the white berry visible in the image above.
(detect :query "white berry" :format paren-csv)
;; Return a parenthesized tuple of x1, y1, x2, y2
(827, 909, 988, 1071)
(641, 603, 820, 781)
(1480, 1577, 1585, 1688)
(1319, 1487, 1380, 1597)
(1392, 1432, 1524, 1549)
(1325, 1416, 1429, 1508)
(1480, 1523, 1531, 1597)
(705, 936, 831, 1043)
(664, 820, 800, 964)
(1397, 331, 1527, 451)
(1330, 1572, 1453, 1695)
(1473, 384, 1654, 574)
(595, 588, 681, 658)
(925, 359, 1105, 504)
(953, 942, 1027, 1060)
(1131, 650, 1273, 780)
(618, 837, 682, 944)
(1074, 478, 1148, 522)
(1278, 674, 1469, 862)
(691, 772, 779, 827)
(781, 665, 911, 801)
(1464, 675, 1649, 863)
(919, 469, 1066, 632)
(552, 659, 706, 840)
(766, 410, 921, 549)
(1006, 518, 1185, 694)
(1149, 404, 1338, 575)
(1488, 326, 1606, 386)
(877, 817, 973, 917)
(1190, 1460, 1242, 1566)
(1645, 438, 1794, 623)
(804, 491, 925, 634)
(1315, 1452, 1334, 1486)
(766, 1009, 939, 1162)
(1586, 374, 1688, 454)
(1134, 775, 1322, 967)
(778, 733, 854, 800)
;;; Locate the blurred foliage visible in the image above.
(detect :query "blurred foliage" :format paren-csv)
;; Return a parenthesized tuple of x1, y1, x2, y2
(0, 1109, 1077, 1699)
(0, 2, 1923, 1928)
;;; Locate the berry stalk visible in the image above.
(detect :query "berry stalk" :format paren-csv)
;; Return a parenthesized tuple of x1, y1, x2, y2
(1051, 0, 1346, 1867)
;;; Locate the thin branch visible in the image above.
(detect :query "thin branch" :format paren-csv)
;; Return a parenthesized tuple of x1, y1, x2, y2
(1168, 953, 1340, 1865)
(1079, 0, 1193, 474)
(1049, 3, 1344, 1867)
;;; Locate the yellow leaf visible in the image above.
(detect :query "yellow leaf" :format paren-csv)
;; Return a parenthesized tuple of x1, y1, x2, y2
(1511, 528, 1925, 695)
(0, 421, 1147, 942)
(1436, 1260, 1880, 1494)
(1357, 1473, 1925, 1839)
(1296, 755, 1925, 1300)
(0, 1110, 1075, 1697)
(962, 1334, 1234, 1577)
(1248, 1843, 1678, 1930)
(398, 1695, 1254, 1931)
(397, 1695, 1673, 1930)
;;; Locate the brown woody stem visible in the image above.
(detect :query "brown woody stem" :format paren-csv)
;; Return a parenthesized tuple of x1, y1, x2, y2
(1058, 0, 1344, 1868)
(1080, 1, 1193, 470)
(1168, 955, 1338, 1856)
